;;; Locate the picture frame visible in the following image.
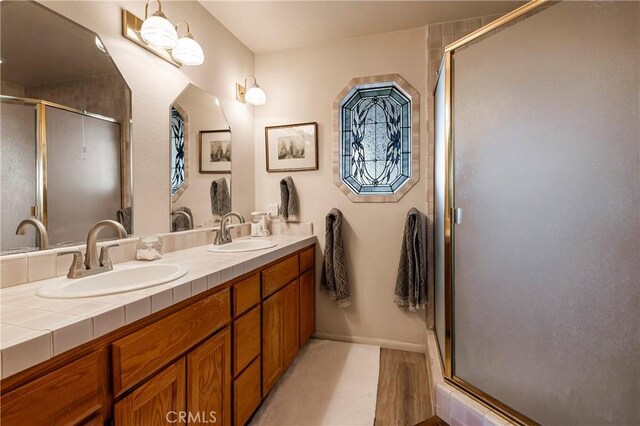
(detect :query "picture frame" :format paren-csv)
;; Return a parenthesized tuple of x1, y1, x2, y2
(265, 122, 318, 172)
(199, 129, 232, 174)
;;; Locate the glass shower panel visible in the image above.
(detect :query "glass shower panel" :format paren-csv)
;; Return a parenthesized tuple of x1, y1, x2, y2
(452, 2, 639, 425)
(434, 63, 446, 362)
(46, 106, 121, 245)
(1, 102, 37, 252)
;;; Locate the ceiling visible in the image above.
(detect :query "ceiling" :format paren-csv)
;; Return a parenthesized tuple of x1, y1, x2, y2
(200, 1, 525, 54)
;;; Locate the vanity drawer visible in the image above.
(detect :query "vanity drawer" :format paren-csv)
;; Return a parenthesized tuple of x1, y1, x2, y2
(112, 289, 230, 396)
(299, 246, 315, 273)
(233, 274, 260, 317)
(1, 350, 107, 425)
(262, 255, 299, 298)
(233, 356, 262, 426)
(233, 305, 261, 377)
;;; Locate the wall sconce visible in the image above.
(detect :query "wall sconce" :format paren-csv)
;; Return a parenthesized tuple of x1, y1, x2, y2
(122, 0, 204, 67)
(140, 0, 177, 49)
(236, 75, 267, 106)
(172, 21, 204, 66)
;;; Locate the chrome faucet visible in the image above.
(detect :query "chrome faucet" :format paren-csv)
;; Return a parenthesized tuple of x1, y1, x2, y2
(58, 220, 126, 279)
(214, 212, 245, 245)
(15, 217, 49, 250)
(172, 210, 193, 231)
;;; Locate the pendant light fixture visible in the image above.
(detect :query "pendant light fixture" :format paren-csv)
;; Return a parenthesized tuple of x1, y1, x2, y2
(172, 21, 204, 66)
(140, 0, 178, 49)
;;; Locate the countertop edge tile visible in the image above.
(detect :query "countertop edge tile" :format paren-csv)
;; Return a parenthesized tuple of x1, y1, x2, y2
(0, 234, 316, 378)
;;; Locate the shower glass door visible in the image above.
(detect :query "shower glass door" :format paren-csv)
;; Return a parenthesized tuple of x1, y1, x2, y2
(436, 1, 640, 424)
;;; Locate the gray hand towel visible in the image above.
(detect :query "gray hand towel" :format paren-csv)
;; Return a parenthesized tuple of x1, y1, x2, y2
(279, 176, 298, 222)
(320, 208, 351, 308)
(210, 178, 231, 216)
(394, 207, 427, 312)
(116, 206, 132, 235)
(172, 206, 193, 232)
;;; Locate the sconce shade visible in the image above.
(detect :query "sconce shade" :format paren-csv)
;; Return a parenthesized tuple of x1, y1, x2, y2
(141, 13, 178, 49)
(172, 35, 204, 66)
(245, 85, 267, 105)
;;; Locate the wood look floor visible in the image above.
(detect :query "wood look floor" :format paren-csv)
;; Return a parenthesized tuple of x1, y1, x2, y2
(374, 348, 434, 426)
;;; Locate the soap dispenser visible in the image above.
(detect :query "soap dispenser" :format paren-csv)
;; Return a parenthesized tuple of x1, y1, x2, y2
(250, 212, 269, 237)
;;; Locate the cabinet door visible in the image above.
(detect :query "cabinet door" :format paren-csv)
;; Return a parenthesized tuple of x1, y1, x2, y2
(234, 305, 261, 377)
(115, 358, 186, 426)
(282, 279, 300, 369)
(1, 351, 107, 426)
(187, 328, 231, 426)
(233, 356, 262, 426)
(262, 290, 283, 395)
(299, 269, 315, 347)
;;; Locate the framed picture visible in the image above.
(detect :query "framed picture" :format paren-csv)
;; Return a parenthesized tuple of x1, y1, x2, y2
(199, 130, 231, 173)
(265, 122, 318, 172)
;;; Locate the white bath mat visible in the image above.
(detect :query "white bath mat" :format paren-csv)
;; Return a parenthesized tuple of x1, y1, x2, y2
(250, 339, 380, 426)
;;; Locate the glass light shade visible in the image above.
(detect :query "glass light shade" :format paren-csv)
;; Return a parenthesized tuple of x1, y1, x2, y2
(141, 14, 178, 49)
(172, 36, 204, 66)
(245, 85, 267, 105)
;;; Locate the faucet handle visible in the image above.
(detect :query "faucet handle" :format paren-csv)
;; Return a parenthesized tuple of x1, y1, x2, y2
(57, 250, 85, 279)
(99, 243, 119, 269)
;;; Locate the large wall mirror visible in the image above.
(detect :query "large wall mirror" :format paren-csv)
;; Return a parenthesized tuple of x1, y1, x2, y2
(1, 1, 132, 254)
(170, 84, 231, 232)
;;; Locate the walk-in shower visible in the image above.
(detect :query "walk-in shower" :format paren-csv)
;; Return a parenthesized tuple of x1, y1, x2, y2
(434, 1, 639, 424)
(1, 97, 126, 250)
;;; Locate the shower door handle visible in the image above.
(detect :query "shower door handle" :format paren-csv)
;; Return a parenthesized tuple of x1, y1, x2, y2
(453, 208, 463, 225)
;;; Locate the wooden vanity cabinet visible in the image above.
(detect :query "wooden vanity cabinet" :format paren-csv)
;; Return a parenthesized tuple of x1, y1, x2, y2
(282, 279, 300, 369)
(262, 287, 285, 395)
(0, 350, 108, 426)
(0, 243, 316, 426)
(114, 327, 232, 426)
(299, 246, 316, 347)
(115, 358, 186, 426)
(187, 328, 232, 426)
(261, 278, 299, 393)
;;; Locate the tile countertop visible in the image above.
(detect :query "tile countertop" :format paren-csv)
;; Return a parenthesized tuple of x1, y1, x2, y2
(0, 234, 316, 380)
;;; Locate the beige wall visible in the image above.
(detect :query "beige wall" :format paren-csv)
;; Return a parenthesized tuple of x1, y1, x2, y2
(42, 1, 256, 235)
(254, 28, 428, 348)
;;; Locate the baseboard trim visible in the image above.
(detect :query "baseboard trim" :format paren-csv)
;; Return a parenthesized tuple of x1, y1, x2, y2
(313, 332, 426, 353)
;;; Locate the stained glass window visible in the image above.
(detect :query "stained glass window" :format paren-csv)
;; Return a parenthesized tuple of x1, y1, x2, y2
(171, 107, 185, 195)
(339, 82, 411, 195)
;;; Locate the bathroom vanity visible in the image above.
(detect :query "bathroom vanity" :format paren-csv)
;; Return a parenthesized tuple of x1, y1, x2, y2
(0, 238, 316, 426)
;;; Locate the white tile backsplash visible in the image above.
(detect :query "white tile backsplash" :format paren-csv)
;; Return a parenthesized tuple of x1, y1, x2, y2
(27, 251, 56, 282)
(0, 256, 28, 288)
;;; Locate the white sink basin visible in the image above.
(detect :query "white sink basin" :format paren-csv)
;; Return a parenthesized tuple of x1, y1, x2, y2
(37, 264, 188, 299)
(207, 239, 277, 253)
